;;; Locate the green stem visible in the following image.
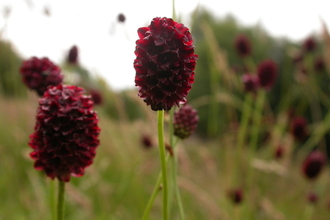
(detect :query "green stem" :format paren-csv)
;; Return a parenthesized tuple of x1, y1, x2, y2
(247, 89, 266, 187)
(157, 110, 168, 220)
(249, 89, 266, 152)
(234, 93, 253, 184)
(171, 153, 185, 220)
(208, 66, 219, 137)
(141, 172, 163, 220)
(300, 110, 330, 152)
(50, 180, 56, 220)
(237, 93, 253, 151)
(56, 180, 66, 220)
(172, 0, 176, 21)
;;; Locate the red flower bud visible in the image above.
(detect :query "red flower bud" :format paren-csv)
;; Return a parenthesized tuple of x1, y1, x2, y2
(173, 104, 199, 139)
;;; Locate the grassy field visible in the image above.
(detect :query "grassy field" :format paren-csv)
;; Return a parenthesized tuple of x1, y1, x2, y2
(1, 92, 330, 220)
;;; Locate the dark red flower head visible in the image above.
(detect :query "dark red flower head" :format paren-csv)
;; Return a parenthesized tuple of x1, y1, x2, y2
(118, 13, 126, 23)
(303, 36, 317, 53)
(274, 145, 284, 159)
(290, 116, 308, 142)
(234, 34, 252, 57)
(29, 85, 100, 182)
(134, 17, 198, 111)
(67, 45, 79, 64)
(141, 134, 153, 149)
(242, 73, 259, 93)
(302, 150, 327, 180)
(228, 188, 244, 204)
(173, 104, 199, 139)
(20, 57, 63, 96)
(257, 59, 278, 90)
(89, 89, 103, 105)
(307, 191, 319, 204)
(314, 56, 325, 72)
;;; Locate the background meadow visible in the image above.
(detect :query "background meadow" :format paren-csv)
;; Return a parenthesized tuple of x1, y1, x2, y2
(1, 2, 330, 220)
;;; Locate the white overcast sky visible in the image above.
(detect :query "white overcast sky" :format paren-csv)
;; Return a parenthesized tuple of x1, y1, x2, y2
(1, 0, 330, 90)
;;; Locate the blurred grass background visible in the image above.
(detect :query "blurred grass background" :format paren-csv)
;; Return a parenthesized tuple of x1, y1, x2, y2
(1, 5, 330, 220)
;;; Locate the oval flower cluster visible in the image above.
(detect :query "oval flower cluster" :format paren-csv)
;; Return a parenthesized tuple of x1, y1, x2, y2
(134, 17, 198, 111)
(173, 104, 199, 139)
(29, 85, 100, 182)
(302, 150, 327, 180)
(20, 57, 63, 96)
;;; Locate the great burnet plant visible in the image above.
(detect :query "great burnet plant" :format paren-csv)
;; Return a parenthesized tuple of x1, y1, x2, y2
(29, 84, 100, 220)
(134, 17, 198, 220)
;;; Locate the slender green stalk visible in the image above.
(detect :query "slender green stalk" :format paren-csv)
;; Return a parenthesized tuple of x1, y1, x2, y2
(171, 153, 185, 220)
(141, 172, 163, 220)
(237, 93, 253, 151)
(141, 155, 172, 220)
(172, 0, 176, 21)
(168, 107, 185, 219)
(49, 180, 56, 220)
(234, 93, 253, 184)
(56, 180, 66, 220)
(157, 110, 168, 220)
(249, 89, 266, 152)
(208, 65, 220, 137)
(300, 110, 330, 152)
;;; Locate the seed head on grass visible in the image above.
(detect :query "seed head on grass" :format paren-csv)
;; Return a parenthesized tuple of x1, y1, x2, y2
(134, 17, 198, 111)
(173, 104, 199, 139)
(29, 84, 100, 182)
(20, 57, 63, 96)
(302, 150, 327, 180)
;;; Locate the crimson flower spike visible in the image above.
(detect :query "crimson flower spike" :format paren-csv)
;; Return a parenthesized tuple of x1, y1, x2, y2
(134, 17, 198, 111)
(20, 57, 63, 96)
(29, 85, 100, 182)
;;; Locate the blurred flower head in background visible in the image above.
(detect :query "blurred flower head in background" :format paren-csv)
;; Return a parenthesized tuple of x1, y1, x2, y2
(302, 150, 327, 180)
(242, 73, 259, 93)
(303, 36, 317, 53)
(67, 45, 79, 64)
(117, 13, 126, 23)
(290, 116, 308, 142)
(89, 89, 103, 105)
(228, 188, 244, 204)
(257, 59, 278, 90)
(234, 34, 252, 57)
(20, 57, 63, 96)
